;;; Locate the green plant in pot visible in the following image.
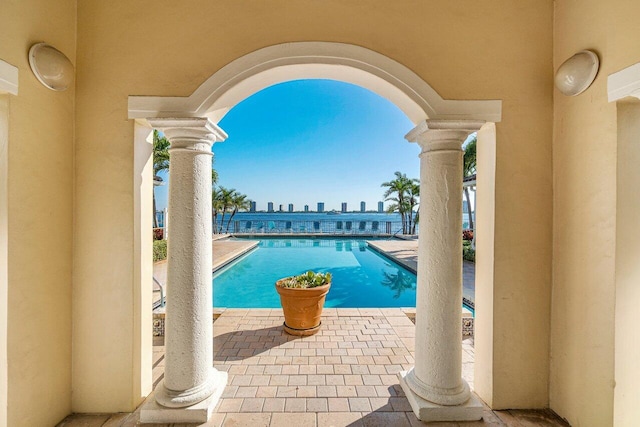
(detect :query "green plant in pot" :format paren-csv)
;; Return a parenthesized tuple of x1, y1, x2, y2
(275, 271, 332, 336)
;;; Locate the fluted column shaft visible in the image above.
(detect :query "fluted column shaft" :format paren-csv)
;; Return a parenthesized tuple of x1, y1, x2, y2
(404, 120, 483, 406)
(148, 118, 227, 408)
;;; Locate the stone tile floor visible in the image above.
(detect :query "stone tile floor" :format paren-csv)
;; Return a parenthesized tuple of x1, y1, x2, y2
(59, 309, 568, 426)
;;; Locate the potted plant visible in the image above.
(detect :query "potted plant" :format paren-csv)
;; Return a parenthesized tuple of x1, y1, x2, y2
(275, 271, 332, 336)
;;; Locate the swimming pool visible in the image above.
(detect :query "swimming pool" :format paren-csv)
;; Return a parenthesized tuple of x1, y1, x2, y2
(213, 237, 417, 308)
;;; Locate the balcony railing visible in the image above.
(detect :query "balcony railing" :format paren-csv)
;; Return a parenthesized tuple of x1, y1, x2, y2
(222, 219, 406, 235)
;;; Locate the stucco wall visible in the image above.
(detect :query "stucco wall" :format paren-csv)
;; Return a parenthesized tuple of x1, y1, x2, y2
(551, 1, 640, 426)
(75, 0, 553, 412)
(0, 1, 76, 426)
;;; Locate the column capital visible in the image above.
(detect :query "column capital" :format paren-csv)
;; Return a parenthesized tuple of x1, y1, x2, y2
(405, 120, 484, 152)
(147, 117, 227, 154)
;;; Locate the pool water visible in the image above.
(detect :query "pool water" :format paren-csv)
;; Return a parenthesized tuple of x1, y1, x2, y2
(213, 238, 417, 308)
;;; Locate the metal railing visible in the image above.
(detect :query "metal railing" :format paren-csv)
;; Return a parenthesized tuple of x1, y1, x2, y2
(153, 276, 165, 309)
(226, 219, 406, 235)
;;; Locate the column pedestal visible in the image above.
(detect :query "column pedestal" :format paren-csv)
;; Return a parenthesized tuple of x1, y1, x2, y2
(141, 369, 227, 424)
(140, 118, 227, 424)
(399, 120, 484, 422)
(399, 371, 483, 422)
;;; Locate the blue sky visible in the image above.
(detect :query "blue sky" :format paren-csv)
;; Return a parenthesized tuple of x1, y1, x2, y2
(155, 79, 420, 212)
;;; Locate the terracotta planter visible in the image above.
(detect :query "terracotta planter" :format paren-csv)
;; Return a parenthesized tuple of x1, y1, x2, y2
(275, 280, 331, 336)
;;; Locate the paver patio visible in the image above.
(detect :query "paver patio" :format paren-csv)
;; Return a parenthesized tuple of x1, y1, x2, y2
(60, 240, 567, 426)
(59, 309, 568, 426)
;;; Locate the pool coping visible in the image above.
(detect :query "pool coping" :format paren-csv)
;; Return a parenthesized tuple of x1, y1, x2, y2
(365, 240, 418, 274)
(213, 240, 259, 273)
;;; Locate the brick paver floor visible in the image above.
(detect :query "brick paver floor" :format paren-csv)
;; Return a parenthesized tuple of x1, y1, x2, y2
(59, 309, 568, 426)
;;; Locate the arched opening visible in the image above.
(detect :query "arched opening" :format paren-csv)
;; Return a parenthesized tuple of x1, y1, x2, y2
(129, 42, 501, 125)
(130, 42, 501, 422)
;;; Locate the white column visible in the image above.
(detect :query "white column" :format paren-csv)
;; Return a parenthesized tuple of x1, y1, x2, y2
(399, 120, 484, 422)
(142, 118, 227, 422)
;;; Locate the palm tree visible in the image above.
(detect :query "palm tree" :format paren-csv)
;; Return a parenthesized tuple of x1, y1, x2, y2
(382, 172, 410, 233)
(211, 163, 219, 187)
(225, 191, 250, 232)
(406, 180, 420, 234)
(381, 171, 419, 234)
(152, 130, 170, 228)
(212, 187, 223, 233)
(463, 136, 477, 231)
(214, 187, 236, 233)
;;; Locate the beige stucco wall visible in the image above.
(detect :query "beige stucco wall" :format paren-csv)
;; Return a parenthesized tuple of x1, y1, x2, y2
(9, 0, 640, 423)
(0, 0, 76, 426)
(74, 0, 553, 412)
(551, 1, 640, 425)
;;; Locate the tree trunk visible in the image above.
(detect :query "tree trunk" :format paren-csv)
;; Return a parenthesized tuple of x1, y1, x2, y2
(464, 187, 474, 230)
(219, 211, 227, 233)
(412, 211, 419, 234)
(226, 209, 238, 233)
(400, 210, 406, 234)
(153, 190, 158, 229)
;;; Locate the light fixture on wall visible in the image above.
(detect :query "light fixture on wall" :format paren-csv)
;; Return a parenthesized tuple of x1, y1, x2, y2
(555, 50, 599, 96)
(28, 43, 74, 91)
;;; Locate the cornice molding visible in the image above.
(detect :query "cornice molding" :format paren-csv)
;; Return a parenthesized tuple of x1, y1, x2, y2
(405, 119, 485, 142)
(608, 62, 640, 102)
(147, 117, 228, 150)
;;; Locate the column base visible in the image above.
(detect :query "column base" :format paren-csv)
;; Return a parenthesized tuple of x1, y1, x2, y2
(398, 371, 483, 422)
(140, 369, 227, 424)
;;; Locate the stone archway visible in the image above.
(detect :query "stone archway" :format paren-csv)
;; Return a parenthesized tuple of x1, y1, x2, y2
(129, 42, 501, 423)
(129, 42, 501, 125)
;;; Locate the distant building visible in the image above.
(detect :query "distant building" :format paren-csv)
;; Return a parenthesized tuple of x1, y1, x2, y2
(267, 202, 274, 212)
(279, 204, 284, 212)
(304, 205, 309, 212)
(378, 201, 384, 213)
(250, 201, 257, 212)
(341, 202, 347, 213)
(317, 202, 324, 213)
(288, 203, 294, 212)
(360, 201, 366, 212)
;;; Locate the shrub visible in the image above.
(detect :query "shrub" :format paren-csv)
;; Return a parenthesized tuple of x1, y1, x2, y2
(463, 245, 475, 262)
(153, 228, 164, 240)
(463, 229, 474, 241)
(153, 239, 167, 262)
(277, 271, 332, 289)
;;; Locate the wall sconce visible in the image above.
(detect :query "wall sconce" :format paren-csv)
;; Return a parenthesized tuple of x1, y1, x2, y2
(28, 43, 74, 91)
(555, 50, 599, 96)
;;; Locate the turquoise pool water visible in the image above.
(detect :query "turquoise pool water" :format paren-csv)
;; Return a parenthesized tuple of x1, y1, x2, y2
(213, 237, 417, 308)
